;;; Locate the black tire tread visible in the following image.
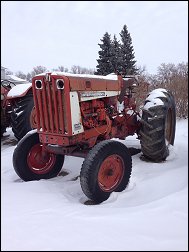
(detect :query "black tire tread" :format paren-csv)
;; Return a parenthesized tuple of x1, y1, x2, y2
(140, 89, 176, 162)
(11, 93, 34, 140)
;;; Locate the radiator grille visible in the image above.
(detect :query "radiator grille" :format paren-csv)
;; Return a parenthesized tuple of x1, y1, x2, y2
(34, 80, 65, 134)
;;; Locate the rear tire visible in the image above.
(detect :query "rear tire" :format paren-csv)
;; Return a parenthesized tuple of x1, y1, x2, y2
(11, 93, 34, 140)
(140, 88, 176, 162)
(13, 132, 64, 181)
(80, 140, 132, 203)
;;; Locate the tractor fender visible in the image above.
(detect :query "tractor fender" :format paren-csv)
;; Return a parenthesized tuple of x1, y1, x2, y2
(6, 83, 32, 99)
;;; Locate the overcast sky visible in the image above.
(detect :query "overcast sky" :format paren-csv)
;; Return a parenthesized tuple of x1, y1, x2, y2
(1, 1, 188, 75)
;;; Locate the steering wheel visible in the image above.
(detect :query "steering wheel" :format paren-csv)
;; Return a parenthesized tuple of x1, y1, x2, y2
(1, 80, 16, 90)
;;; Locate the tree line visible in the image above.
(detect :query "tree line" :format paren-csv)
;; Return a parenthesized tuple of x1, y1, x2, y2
(6, 65, 95, 83)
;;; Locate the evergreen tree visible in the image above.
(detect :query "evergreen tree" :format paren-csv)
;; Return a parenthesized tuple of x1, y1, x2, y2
(110, 35, 122, 74)
(119, 25, 138, 75)
(95, 32, 114, 75)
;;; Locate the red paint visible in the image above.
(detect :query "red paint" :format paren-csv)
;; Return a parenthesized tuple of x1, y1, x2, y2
(98, 154, 124, 192)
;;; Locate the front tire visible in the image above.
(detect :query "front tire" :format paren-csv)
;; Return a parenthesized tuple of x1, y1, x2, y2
(13, 132, 64, 181)
(140, 88, 176, 162)
(80, 140, 132, 204)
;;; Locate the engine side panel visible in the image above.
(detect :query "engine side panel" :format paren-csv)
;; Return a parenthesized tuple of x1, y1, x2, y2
(69, 91, 84, 135)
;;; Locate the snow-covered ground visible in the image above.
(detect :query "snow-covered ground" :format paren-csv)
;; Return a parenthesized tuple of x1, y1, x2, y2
(1, 119, 188, 251)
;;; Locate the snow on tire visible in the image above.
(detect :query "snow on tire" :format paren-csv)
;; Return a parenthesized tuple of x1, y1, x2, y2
(139, 88, 176, 162)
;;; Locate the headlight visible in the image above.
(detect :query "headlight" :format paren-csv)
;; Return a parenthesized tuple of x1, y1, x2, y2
(35, 80, 42, 89)
(56, 79, 64, 89)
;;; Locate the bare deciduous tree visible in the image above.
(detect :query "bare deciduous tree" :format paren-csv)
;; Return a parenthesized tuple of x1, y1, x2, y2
(70, 65, 95, 74)
(5, 70, 13, 75)
(32, 66, 48, 75)
(15, 71, 27, 80)
(149, 62, 188, 118)
(52, 66, 69, 72)
(133, 65, 150, 111)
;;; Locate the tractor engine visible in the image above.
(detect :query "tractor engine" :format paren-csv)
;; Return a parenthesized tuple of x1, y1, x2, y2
(80, 100, 106, 129)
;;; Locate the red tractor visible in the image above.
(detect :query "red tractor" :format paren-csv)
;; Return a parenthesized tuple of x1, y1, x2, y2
(1, 80, 13, 136)
(1, 80, 34, 140)
(12, 72, 176, 203)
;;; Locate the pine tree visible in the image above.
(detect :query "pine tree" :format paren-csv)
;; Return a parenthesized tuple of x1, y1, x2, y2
(110, 35, 122, 74)
(95, 32, 114, 75)
(119, 25, 138, 75)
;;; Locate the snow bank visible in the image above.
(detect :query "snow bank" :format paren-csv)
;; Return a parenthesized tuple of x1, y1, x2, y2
(1, 119, 188, 251)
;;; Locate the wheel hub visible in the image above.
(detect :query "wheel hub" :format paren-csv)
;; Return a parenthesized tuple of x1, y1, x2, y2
(27, 143, 56, 174)
(98, 154, 124, 192)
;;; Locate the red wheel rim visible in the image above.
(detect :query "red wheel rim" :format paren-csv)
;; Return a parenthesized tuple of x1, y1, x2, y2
(27, 144, 56, 174)
(98, 154, 124, 192)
